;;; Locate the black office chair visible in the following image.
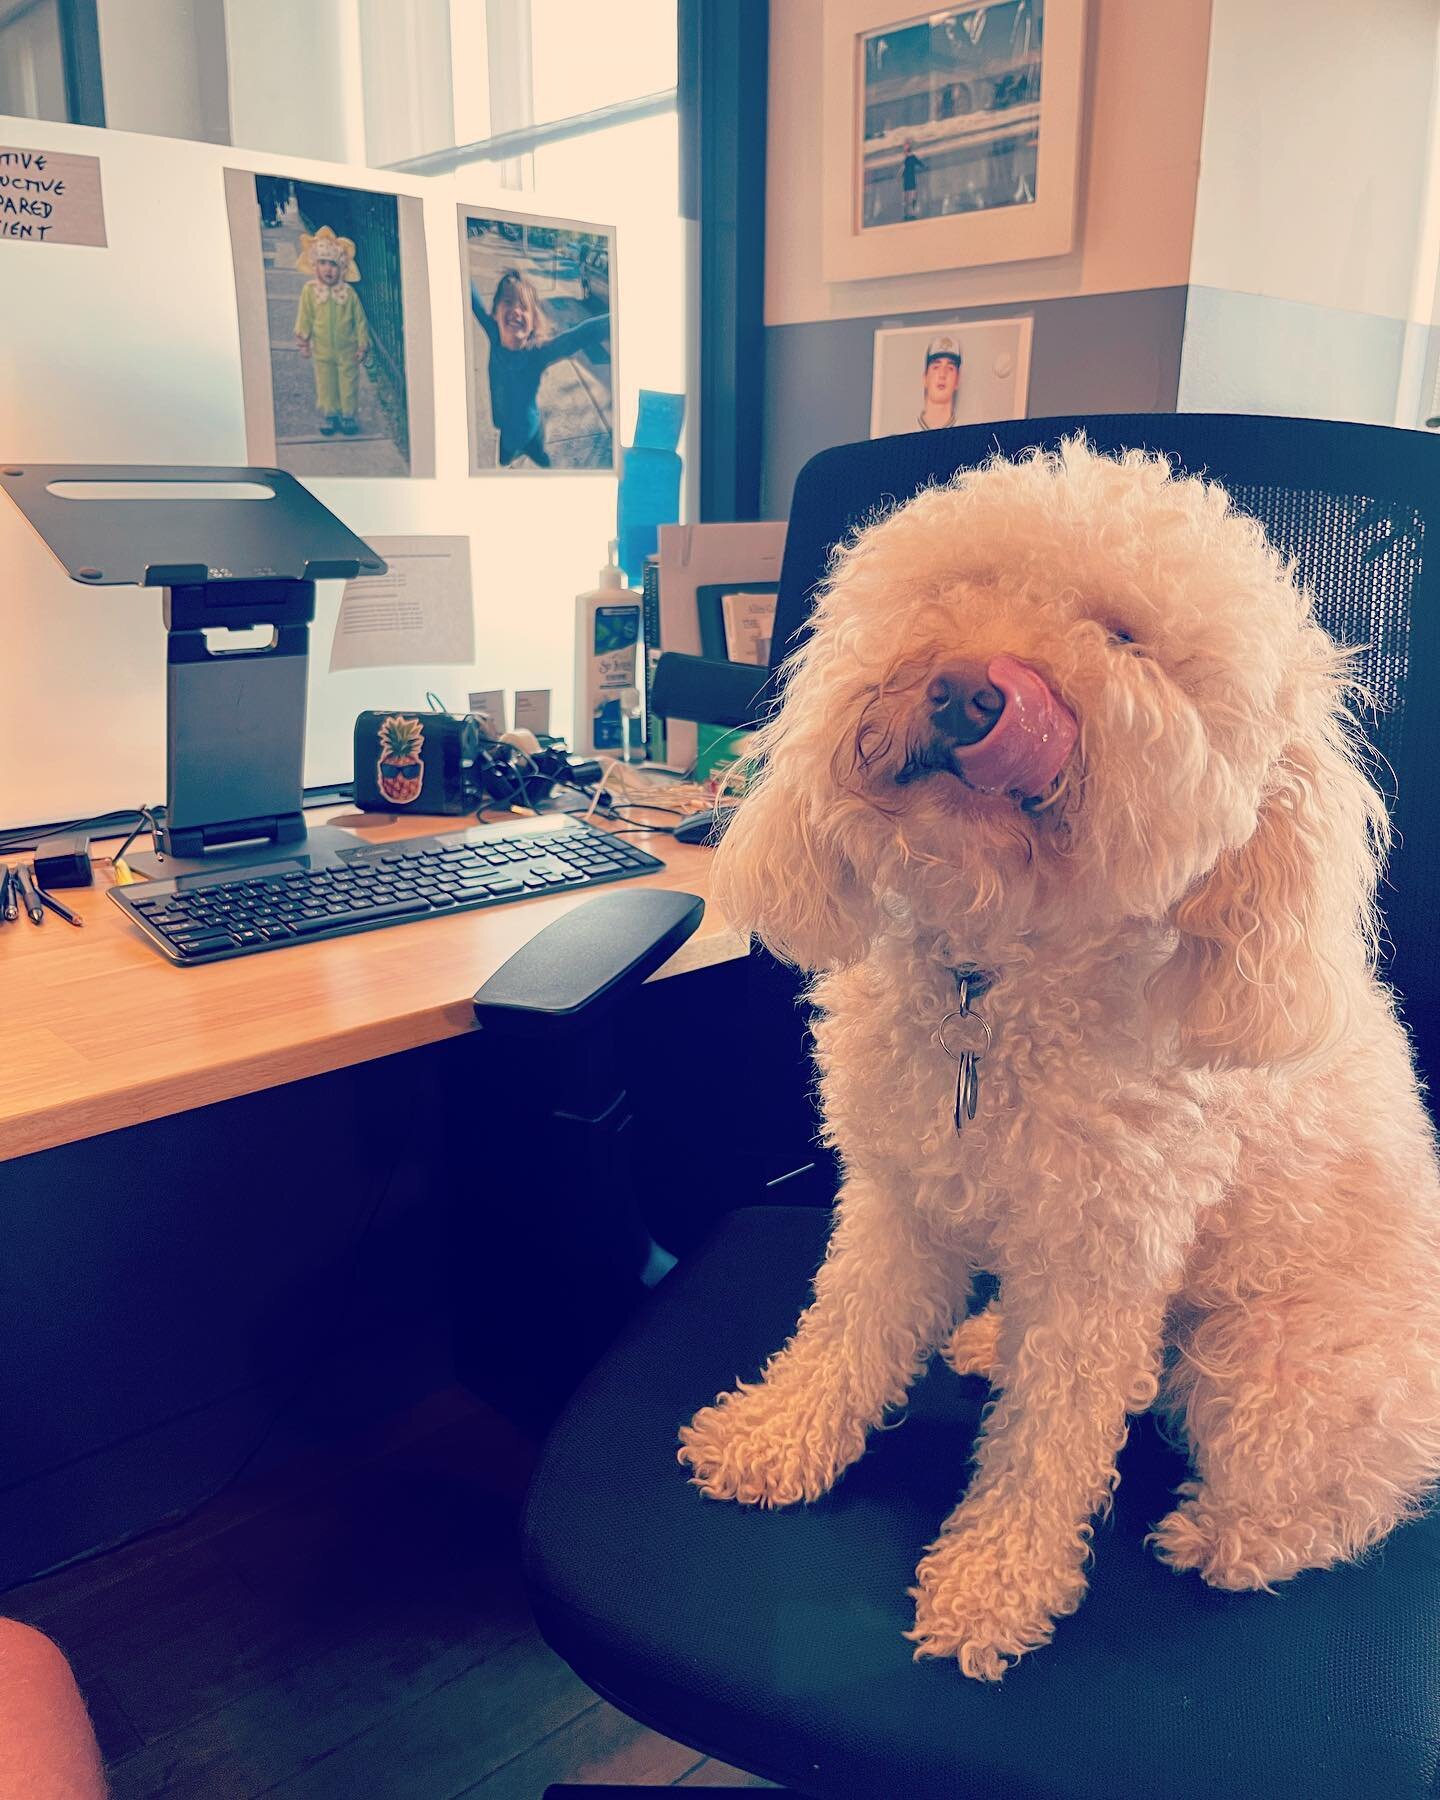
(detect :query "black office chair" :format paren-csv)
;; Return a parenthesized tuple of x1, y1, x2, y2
(495, 418, 1440, 1799)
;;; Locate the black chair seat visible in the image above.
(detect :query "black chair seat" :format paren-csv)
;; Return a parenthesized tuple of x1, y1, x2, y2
(524, 1206, 1440, 1800)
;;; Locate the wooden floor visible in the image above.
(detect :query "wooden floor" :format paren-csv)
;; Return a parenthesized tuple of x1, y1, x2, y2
(1, 1388, 776, 1797)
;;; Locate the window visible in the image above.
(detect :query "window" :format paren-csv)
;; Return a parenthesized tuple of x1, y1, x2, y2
(0, 1, 66, 121)
(0, 0, 103, 126)
(529, 0, 675, 125)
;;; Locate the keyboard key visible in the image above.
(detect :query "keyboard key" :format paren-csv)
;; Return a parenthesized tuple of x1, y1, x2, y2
(172, 931, 237, 955)
(484, 877, 523, 896)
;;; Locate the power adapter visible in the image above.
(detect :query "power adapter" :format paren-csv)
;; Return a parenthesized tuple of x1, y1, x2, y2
(33, 830, 93, 889)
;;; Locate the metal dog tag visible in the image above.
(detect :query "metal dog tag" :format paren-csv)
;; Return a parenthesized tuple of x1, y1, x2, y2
(939, 973, 992, 1134)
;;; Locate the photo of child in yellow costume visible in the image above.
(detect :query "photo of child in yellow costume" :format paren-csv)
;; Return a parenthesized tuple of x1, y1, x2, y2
(235, 174, 419, 478)
(293, 226, 371, 438)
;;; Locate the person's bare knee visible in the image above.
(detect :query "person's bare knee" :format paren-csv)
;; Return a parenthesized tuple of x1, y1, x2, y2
(0, 1618, 106, 1797)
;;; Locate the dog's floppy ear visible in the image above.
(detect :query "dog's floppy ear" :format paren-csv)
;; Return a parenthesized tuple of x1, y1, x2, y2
(712, 760, 880, 971)
(1151, 702, 1387, 1069)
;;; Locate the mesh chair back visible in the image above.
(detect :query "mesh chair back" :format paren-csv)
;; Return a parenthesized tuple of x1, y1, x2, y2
(769, 415, 1440, 1089)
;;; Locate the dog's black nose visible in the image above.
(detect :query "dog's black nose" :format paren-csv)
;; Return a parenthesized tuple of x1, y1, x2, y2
(928, 664, 1005, 746)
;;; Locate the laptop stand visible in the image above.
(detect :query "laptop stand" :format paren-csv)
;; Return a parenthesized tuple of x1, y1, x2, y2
(1, 464, 385, 877)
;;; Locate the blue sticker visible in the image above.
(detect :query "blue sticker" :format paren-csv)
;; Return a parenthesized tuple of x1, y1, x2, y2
(633, 389, 685, 452)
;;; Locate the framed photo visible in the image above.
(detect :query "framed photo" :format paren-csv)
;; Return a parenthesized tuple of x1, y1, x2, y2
(458, 204, 618, 476)
(870, 315, 1033, 438)
(224, 170, 435, 478)
(822, 0, 1087, 283)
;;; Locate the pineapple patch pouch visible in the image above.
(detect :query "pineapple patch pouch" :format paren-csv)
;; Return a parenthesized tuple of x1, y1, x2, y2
(353, 710, 484, 814)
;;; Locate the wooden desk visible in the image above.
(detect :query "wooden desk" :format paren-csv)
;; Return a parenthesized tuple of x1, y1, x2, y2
(0, 810, 743, 1163)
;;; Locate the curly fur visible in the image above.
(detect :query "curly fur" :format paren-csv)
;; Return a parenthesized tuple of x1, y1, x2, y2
(676, 440, 1440, 1681)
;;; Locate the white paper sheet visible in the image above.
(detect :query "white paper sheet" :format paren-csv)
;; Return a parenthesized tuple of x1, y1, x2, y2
(329, 536, 475, 672)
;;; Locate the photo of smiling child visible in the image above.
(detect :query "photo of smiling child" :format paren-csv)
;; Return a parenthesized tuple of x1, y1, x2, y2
(461, 207, 617, 475)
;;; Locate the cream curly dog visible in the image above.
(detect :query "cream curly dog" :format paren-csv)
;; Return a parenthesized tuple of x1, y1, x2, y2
(677, 440, 1440, 1681)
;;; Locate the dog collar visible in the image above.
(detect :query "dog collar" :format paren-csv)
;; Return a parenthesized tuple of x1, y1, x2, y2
(947, 966, 992, 1003)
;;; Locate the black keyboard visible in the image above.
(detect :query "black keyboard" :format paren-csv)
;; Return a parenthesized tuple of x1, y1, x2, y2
(110, 815, 667, 965)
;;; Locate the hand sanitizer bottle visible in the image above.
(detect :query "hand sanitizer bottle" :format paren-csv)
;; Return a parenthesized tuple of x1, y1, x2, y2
(573, 541, 642, 758)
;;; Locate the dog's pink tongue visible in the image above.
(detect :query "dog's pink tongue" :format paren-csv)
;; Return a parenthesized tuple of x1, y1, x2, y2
(951, 655, 1078, 797)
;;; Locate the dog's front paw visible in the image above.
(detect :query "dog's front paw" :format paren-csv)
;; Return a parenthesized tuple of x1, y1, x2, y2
(904, 1523, 1087, 1681)
(1150, 1498, 1310, 1592)
(678, 1379, 868, 1508)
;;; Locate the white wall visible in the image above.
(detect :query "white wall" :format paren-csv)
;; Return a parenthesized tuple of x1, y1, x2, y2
(1188, 0, 1439, 320)
(766, 0, 1213, 326)
(1178, 288, 1409, 424)
(1180, 0, 1440, 426)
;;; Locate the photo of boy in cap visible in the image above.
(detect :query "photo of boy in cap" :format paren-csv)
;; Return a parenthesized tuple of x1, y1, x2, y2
(869, 316, 1032, 441)
(918, 333, 962, 430)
